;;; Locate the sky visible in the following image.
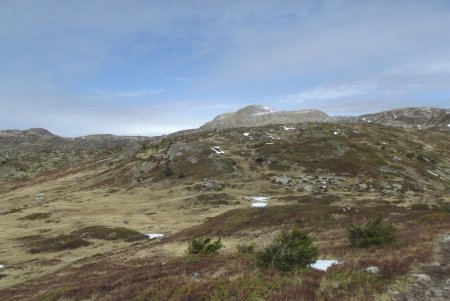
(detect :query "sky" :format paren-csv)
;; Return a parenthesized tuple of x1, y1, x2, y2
(1, 0, 450, 137)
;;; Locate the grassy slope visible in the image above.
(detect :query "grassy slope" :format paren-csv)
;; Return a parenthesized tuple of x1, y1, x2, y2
(0, 123, 449, 300)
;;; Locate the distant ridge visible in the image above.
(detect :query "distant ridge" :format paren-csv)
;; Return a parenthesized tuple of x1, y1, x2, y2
(199, 105, 450, 131)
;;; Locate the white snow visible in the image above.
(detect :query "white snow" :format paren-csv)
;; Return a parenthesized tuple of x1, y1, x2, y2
(447, 124, 450, 127)
(250, 196, 271, 202)
(211, 146, 224, 155)
(96, 157, 113, 163)
(393, 156, 401, 162)
(243, 132, 250, 137)
(266, 142, 274, 145)
(145, 234, 164, 240)
(267, 132, 280, 140)
(37, 193, 45, 197)
(0, 264, 4, 269)
(311, 260, 339, 271)
(251, 202, 268, 208)
(427, 170, 444, 180)
(281, 126, 295, 130)
(251, 105, 277, 116)
(333, 131, 338, 135)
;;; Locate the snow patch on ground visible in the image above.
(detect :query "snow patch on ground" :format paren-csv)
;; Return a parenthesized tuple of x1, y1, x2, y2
(211, 146, 224, 155)
(267, 132, 280, 140)
(281, 126, 295, 130)
(96, 157, 113, 163)
(333, 131, 338, 135)
(251, 202, 268, 208)
(145, 234, 164, 240)
(427, 170, 444, 180)
(0, 264, 4, 269)
(311, 260, 339, 271)
(250, 196, 271, 202)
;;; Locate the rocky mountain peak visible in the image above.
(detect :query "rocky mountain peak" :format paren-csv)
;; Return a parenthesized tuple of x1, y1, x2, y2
(201, 105, 329, 130)
(235, 104, 277, 117)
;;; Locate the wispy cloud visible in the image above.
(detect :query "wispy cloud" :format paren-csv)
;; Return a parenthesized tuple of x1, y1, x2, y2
(281, 81, 376, 103)
(1, 1, 450, 136)
(91, 89, 164, 100)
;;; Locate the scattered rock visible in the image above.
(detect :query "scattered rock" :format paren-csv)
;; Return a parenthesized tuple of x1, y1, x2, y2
(198, 179, 224, 191)
(366, 266, 380, 274)
(411, 273, 432, 283)
(108, 232, 118, 240)
(274, 175, 291, 185)
(187, 155, 198, 164)
(139, 161, 157, 173)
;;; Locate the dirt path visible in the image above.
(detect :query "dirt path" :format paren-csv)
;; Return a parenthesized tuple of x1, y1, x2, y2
(396, 233, 450, 301)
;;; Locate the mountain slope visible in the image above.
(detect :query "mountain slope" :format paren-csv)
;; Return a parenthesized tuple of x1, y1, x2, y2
(200, 104, 330, 130)
(351, 107, 450, 130)
(199, 105, 450, 131)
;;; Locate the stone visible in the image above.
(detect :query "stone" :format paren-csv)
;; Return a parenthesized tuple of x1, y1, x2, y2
(187, 155, 198, 164)
(366, 266, 380, 274)
(108, 232, 118, 240)
(303, 185, 313, 192)
(139, 161, 157, 173)
(411, 273, 432, 282)
(274, 175, 291, 185)
(392, 183, 403, 190)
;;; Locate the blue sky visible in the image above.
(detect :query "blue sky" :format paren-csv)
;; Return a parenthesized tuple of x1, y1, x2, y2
(1, 0, 450, 136)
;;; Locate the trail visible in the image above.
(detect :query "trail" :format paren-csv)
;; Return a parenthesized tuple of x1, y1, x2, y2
(396, 233, 450, 301)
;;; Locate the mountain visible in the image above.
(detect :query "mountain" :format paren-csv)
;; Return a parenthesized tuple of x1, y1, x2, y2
(199, 105, 450, 131)
(0, 108, 449, 300)
(351, 107, 450, 130)
(200, 104, 330, 130)
(0, 121, 449, 300)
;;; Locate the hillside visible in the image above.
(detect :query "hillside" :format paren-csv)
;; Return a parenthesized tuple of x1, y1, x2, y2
(0, 120, 449, 300)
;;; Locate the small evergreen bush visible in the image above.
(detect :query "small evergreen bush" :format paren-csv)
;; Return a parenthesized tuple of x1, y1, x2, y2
(257, 228, 319, 271)
(186, 237, 223, 256)
(348, 216, 397, 248)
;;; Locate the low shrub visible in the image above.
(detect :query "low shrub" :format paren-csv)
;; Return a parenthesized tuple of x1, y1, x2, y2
(257, 228, 319, 271)
(72, 226, 146, 242)
(348, 216, 396, 248)
(28, 235, 90, 253)
(236, 243, 255, 254)
(19, 212, 51, 220)
(186, 237, 223, 256)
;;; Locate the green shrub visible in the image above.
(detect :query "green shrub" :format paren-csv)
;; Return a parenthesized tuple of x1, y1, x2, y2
(164, 166, 174, 177)
(236, 243, 255, 254)
(19, 212, 51, 220)
(348, 216, 396, 248)
(257, 228, 319, 271)
(186, 237, 223, 256)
